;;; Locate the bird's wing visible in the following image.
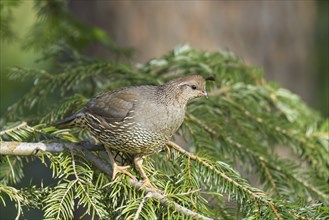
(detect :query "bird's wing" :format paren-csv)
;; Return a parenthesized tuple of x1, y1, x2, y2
(85, 89, 139, 124)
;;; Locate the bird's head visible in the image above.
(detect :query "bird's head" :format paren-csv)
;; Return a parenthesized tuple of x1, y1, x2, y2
(164, 75, 209, 105)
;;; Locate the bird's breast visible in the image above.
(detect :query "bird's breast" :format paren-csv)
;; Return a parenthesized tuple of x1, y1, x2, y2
(134, 102, 185, 138)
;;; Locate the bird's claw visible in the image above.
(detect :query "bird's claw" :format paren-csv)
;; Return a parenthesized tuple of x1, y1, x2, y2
(140, 177, 157, 190)
(112, 164, 136, 180)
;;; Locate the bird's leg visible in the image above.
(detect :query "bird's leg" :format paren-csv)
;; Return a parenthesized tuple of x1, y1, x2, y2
(165, 144, 171, 159)
(105, 148, 136, 180)
(134, 155, 156, 189)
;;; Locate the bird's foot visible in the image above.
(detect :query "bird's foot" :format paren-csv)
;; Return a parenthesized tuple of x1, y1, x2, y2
(112, 163, 136, 180)
(133, 155, 158, 190)
(165, 144, 171, 159)
(140, 176, 156, 189)
(105, 148, 136, 180)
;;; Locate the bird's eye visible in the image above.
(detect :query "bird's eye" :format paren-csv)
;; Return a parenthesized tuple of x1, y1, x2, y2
(191, 85, 197, 90)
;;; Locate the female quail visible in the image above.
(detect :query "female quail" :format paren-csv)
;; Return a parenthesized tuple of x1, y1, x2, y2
(56, 75, 208, 187)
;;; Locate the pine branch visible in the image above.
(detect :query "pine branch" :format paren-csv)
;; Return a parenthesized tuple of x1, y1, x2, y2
(0, 185, 25, 220)
(186, 112, 329, 203)
(0, 142, 104, 156)
(166, 141, 283, 220)
(0, 141, 214, 220)
(76, 144, 214, 220)
(132, 192, 152, 220)
(69, 149, 105, 218)
(2, 44, 328, 218)
(0, 122, 28, 136)
(0, 156, 25, 185)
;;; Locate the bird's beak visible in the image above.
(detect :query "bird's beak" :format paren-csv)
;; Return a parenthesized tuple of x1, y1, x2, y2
(201, 90, 208, 98)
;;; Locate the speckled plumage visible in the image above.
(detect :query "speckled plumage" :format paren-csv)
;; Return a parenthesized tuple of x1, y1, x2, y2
(55, 75, 209, 184)
(66, 75, 207, 155)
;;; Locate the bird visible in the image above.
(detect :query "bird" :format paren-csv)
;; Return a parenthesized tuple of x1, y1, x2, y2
(54, 75, 209, 187)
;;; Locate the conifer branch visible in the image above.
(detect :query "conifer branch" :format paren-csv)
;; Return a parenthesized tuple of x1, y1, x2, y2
(0, 142, 104, 156)
(0, 122, 28, 136)
(186, 112, 328, 202)
(77, 145, 214, 220)
(2, 140, 326, 218)
(259, 159, 277, 191)
(186, 113, 218, 137)
(166, 141, 283, 220)
(0, 185, 24, 220)
(0, 141, 214, 220)
(2, 1, 327, 218)
(133, 192, 152, 220)
(56, 179, 77, 219)
(69, 149, 103, 219)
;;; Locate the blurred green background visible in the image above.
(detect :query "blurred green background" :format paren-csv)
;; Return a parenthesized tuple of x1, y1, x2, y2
(1, 1, 328, 119)
(0, 1, 328, 219)
(1, 1, 50, 117)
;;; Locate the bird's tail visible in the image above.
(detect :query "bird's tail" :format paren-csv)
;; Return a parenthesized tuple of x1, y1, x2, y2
(51, 109, 85, 128)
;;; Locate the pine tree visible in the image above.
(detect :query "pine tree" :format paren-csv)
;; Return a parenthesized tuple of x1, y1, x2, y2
(1, 1, 328, 219)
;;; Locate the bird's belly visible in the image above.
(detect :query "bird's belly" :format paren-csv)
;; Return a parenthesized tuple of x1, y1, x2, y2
(80, 106, 184, 154)
(87, 123, 168, 154)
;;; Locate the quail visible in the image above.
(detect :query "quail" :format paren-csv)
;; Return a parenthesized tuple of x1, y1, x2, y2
(55, 75, 208, 187)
